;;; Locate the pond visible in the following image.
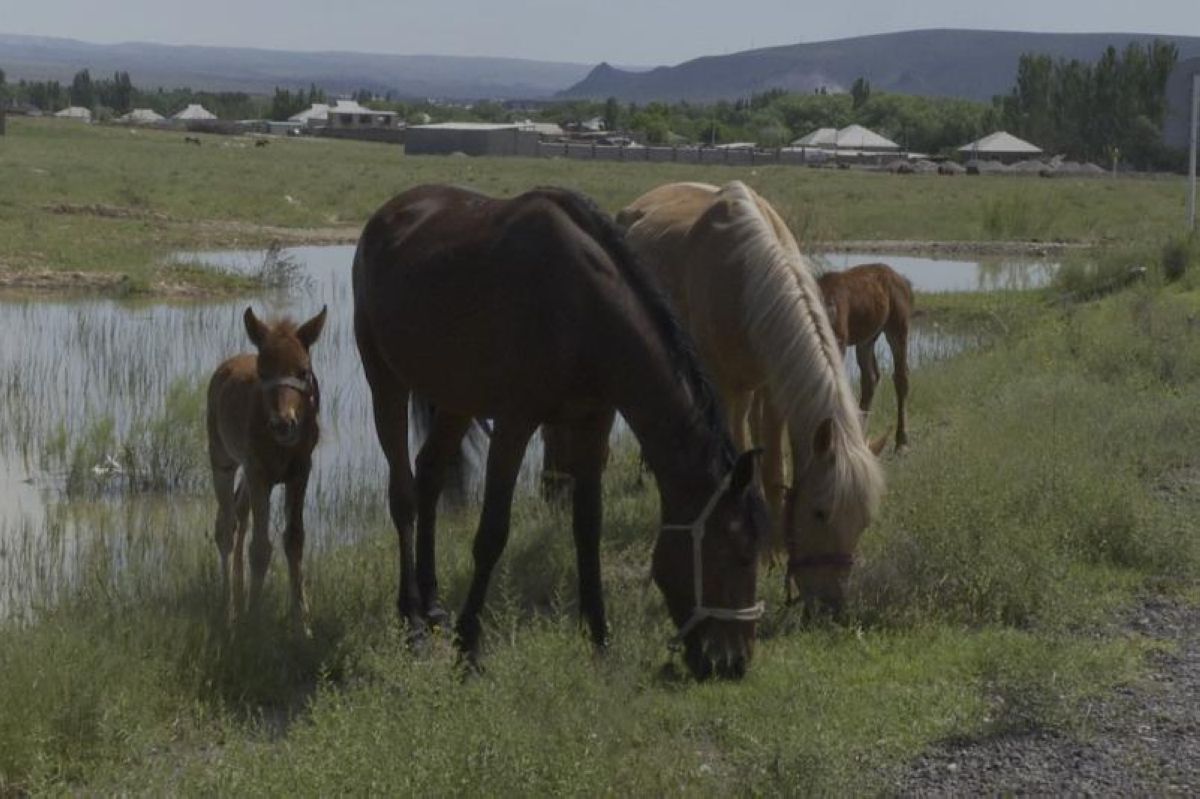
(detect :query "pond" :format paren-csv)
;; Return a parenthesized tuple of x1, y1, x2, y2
(0, 245, 1055, 619)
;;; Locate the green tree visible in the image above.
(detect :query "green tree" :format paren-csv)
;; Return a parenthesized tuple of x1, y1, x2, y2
(69, 69, 94, 108)
(602, 96, 620, 131)
(851, 77, 871, 109)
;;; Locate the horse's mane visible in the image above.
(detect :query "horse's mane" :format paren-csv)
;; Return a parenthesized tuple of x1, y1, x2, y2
(528, 186, 735, 470)
(717, 181, 884, 525)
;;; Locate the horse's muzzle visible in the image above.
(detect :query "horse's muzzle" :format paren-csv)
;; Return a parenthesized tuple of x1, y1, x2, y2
(269, 416, 300, 445)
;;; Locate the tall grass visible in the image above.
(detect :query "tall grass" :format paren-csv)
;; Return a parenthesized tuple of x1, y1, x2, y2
(2, 280, 1198, 793)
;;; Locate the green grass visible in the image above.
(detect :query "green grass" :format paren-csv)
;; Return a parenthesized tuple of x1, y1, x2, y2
(0, 117, 1192, 292)
(3, 276, 1200, 794)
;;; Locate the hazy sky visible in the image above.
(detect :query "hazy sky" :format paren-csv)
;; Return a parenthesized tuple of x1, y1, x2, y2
(5, 0, 1199, 64)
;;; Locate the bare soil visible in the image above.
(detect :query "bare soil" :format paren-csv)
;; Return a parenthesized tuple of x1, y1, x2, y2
(893, 597, 1200, 795)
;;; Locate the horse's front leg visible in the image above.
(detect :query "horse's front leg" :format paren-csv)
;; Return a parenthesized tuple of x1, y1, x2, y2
(246, 475, 274, 616)
(568, 409, 616, 650)
(284, 466, 312, 636)
(455, 418, 537, 667)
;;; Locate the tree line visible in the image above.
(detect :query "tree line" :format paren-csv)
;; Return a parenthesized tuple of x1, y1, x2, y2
(995, 41, 1179, 169)
(0, 38, 1185, 168)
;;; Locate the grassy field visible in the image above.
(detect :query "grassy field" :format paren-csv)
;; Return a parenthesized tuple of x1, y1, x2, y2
(2, 260, 1200, 793)
(2, 114, 1200, 794)
(0, 117, 1193, 292)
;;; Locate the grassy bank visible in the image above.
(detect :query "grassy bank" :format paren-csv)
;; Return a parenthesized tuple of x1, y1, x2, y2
(0, 117, 1191, 292)
(2, 269, 1199, 793)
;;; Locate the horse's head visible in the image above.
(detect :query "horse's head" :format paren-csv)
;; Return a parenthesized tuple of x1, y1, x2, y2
(652, 449, 767, 680)
(785, 418, 885, 615)
(243, 306, 327, 446)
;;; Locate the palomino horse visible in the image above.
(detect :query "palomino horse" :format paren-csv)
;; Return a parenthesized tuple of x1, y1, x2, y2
(818, 263, 913, 450)
(207, 306, 327, 630)
(614, 181, 885, 613)
(353, 185, 768, 679)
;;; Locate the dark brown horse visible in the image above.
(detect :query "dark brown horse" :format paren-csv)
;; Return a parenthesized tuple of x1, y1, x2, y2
(207, 306, 327, 631)
(353, 185, 768, 679)
(818, 263, 913, 450)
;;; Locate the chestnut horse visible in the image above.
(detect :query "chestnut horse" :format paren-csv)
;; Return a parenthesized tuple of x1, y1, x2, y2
(207, 306, 327, 630)
(613, 181, 884, 613)
(353, 185, 768, 679)
(818, 263, 913, 450)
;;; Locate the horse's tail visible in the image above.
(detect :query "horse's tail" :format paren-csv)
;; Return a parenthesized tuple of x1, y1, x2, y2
(409, 394, 489, 505)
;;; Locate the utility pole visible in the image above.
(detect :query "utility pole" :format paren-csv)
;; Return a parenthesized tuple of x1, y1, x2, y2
(1189, 72, 1198, 231)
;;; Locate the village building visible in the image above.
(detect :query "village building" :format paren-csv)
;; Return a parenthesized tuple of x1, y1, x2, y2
(325, 99, 399, 130)
(172, 104, 217, 122)
(958, 131, 1044, 163)
(406, 121, 540, 157)
(54, 106, 92, 122)
(118, 108, 165, 125)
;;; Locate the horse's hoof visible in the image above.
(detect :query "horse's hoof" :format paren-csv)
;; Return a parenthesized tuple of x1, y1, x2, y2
(424, 604, 451, 630)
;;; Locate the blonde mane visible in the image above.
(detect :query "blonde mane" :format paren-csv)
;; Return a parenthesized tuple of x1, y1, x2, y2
(718, 181, 884, 528)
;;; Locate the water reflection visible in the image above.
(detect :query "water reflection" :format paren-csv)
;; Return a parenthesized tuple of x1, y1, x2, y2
(0, 245, 1044, 618)
(816, 252, 1058, 293)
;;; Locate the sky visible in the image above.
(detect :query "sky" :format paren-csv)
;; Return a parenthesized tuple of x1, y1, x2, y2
(4, 0, 1199, 65)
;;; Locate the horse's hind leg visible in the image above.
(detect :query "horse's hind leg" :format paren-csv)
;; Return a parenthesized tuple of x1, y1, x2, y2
(210, 462, 238, 621)
(414, 411, 472, 627)
(567, 409, 616, 649)
(455, 418, 537, 665)
(885, 322, 910, 450)
(283, 468, 312, 636)
(357, 326, 421, 630)
(855, 338, 881, 415)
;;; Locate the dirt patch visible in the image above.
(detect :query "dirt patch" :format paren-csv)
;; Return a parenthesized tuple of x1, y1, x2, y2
(824, 240, 1087, 257)
(893, 597, 1200, 795)
(45, 202, 171, 222)
(0, 268, 135, 294)
(189, 219, 359, 246)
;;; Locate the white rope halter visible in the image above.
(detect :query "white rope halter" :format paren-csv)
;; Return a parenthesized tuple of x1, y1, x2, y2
(661, 471, 766, 645)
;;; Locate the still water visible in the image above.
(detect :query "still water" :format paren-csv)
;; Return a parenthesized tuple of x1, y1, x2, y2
(0, 245, 1055, 617)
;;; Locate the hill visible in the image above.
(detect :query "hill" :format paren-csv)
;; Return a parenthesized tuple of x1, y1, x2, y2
(560, 29, 1200, 102)
(0, 33, 596, 100)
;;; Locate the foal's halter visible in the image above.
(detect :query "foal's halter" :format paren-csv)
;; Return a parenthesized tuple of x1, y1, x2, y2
(261, 373, 320, 412)
(661, 472, 766, 645)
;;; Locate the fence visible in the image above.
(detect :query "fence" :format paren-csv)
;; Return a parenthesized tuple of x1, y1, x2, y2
(534, 142, 845, 167)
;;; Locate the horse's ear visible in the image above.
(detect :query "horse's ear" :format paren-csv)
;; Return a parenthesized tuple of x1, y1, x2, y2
(813, 418, 834, 458)
(297, 305, 328, 350)
(730, 448, 763, 495)
(243, 307, 268, 349)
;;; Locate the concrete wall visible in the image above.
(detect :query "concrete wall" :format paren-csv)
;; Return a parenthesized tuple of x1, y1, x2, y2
(406, 127, 539, 157)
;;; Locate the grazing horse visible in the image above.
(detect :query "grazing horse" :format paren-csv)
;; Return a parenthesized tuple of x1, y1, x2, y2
(207, 306, 327, 630)
(353, 185, 768, 679)
(818, 263, 913, 450)
(184, 136, 202, 146)
(613, 181, 884, 613)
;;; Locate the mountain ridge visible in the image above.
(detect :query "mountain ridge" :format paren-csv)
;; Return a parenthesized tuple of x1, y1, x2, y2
(560, 29, 1200, 102)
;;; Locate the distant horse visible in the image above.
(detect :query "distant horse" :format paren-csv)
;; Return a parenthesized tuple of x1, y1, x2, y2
(207, 306, 327, 631)
(255, 139, 270, 148)
(184, 136, 202, 146)
(354, 185, 767, 679)
(613, 181, 885, 613)
(818, 263, 913, 450)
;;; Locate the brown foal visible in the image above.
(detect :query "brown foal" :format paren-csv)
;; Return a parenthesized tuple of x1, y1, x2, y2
(206, 306, 327, 630)
(817, 263, 913, 450)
